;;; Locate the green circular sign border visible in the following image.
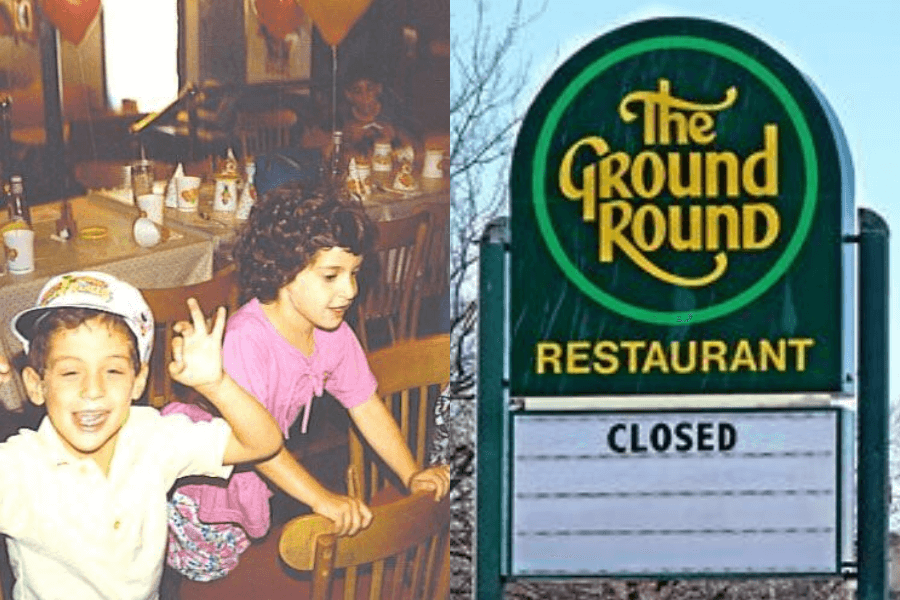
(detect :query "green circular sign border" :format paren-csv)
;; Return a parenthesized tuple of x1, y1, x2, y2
(531, 35, 819, 325)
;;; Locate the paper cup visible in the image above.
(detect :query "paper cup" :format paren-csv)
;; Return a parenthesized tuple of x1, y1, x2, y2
(133, 217, 161, 248)
(422, 149, 444, 179)
(372, 142, 393, 173)
(137, 193, 164, 225)
(4, 228, 35, 274)
(175, 176, 202, 212)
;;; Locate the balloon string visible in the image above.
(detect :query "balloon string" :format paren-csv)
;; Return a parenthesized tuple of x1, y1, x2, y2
(331, 44, 337, 135)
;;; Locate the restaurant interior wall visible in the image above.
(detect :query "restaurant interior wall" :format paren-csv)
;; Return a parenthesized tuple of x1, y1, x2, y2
(2, 0, 449, 201)
(0, 13, 106, 201)
(0, 16, 105, 131)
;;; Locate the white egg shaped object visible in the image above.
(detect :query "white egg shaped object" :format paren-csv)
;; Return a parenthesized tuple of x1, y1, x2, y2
(133, 217, 161, 248)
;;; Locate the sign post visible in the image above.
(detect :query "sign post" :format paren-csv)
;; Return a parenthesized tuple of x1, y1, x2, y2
(476, 16, 888, 600)
(477, 217, 509, 600)
(856, 208, 890, 599)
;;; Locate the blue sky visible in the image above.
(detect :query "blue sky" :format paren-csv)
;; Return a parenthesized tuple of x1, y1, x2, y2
(458, 0, 900, 401)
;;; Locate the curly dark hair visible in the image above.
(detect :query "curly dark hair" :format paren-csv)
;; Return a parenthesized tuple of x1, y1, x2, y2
(233, 182, 377, 303)
(28, 308, 140, 377)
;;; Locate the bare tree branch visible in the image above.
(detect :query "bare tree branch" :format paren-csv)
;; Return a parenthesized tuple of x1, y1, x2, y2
(449, 1, 546, 596)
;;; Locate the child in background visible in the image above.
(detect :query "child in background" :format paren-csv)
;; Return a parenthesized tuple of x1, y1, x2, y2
(340, 64, 418, 152)
(163, 184, 449, 582)
(0, 271, 283, 599)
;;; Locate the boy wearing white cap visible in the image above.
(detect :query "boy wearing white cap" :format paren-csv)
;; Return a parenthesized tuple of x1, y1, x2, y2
(0, 271, 283, 600)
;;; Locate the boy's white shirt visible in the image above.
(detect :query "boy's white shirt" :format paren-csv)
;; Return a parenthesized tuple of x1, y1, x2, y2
(0, 406, 232, 600)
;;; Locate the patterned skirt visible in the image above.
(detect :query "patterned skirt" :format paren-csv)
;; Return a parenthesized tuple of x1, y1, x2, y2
(166, 491, 251, 581)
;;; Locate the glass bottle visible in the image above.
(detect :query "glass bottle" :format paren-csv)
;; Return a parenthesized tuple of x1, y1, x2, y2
(0, 96, 11, 182)
(7, 175, 31, 227)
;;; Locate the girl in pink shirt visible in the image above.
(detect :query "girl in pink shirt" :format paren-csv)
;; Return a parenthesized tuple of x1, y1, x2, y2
(163, 184, 450, 581)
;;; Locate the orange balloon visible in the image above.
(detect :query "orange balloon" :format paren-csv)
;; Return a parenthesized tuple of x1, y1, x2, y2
(296, 0, 373, 46)
(255, 0, 304, 40)
(41, 0, 100, 45)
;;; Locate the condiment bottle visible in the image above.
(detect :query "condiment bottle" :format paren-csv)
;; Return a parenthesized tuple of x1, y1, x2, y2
(0, 96, 12, 182)
(56, 199, 77, 239)
(330, 131, 345, 180)
(6, 175, 31, 227)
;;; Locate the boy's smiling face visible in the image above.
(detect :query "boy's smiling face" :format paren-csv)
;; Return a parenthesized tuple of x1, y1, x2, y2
(23, 315, 148, 474)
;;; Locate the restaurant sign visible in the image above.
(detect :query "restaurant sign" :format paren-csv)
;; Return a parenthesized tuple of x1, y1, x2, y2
(510, 17, 849, 396)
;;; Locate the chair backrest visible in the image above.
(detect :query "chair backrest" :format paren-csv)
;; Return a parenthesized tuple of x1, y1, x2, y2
(140, 266, 239, 408)
(350, 334, 450, 503)
(279, 491, 450, 600)
(410, 202, 449, 335)
(413, 202, 448, 299)
(235, 109, 297, 159)
(355, 211, 430, 351)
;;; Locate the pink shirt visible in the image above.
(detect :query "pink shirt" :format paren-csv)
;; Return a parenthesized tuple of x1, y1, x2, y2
(163, 298, 377, 537)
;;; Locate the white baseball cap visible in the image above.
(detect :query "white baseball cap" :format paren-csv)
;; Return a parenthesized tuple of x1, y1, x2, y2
(11, 271, 155, 364)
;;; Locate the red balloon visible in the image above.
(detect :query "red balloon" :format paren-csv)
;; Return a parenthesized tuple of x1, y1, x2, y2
(296, 0, 373, 46)
(254, 0, 304, 40)
(41, 0, 100, 45)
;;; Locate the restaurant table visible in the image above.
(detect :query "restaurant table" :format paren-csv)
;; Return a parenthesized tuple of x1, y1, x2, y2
(90, 175, 451, 267)
(0, 194, 215, 411)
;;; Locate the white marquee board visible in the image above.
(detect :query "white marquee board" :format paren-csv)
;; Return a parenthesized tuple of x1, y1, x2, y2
(511, 409, 841, 576)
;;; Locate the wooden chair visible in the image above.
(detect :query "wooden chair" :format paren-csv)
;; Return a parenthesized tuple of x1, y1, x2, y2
(350, 334, 451, 504)
(176, 464, 447, 600)
(279, 491, 450, 600)
(411, 201, 449, 335)
(140, 265, 239, 408)
(175, 336, 451, 600)
(355, 211, 430, 351)
(235, 109, 297, 159)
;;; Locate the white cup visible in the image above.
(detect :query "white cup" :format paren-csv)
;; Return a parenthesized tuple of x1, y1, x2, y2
(422, 149, 444, 179)
(372, 142, 393, 173)
(137, 193, 164, 225)
(175, 175, 202, 212)
(4, 229, 35, 274)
